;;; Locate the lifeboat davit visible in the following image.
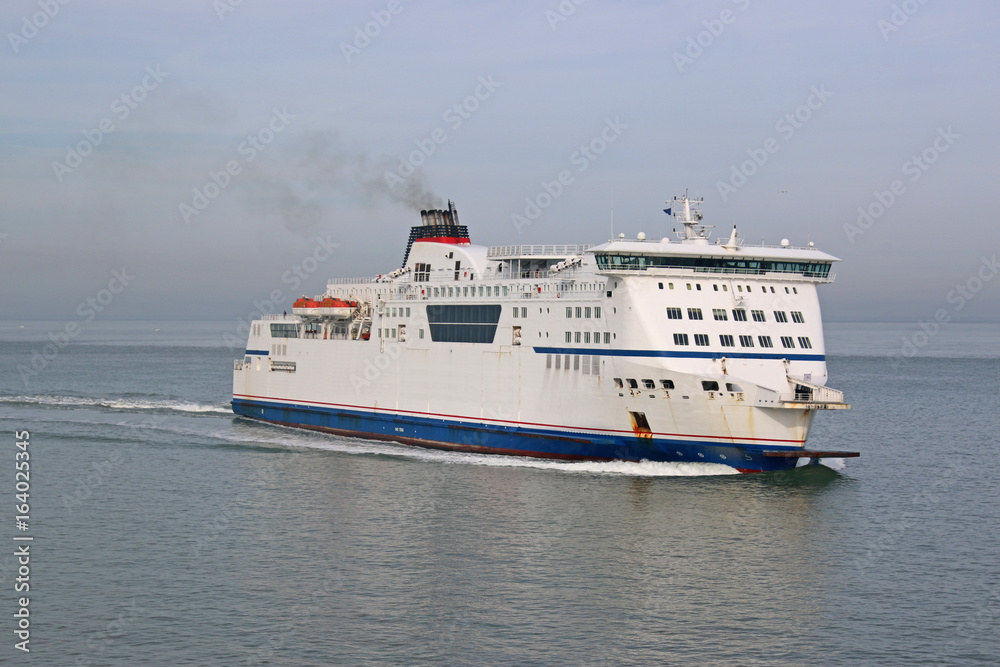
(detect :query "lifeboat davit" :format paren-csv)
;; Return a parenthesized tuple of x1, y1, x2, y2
(292, 296, 357, 319)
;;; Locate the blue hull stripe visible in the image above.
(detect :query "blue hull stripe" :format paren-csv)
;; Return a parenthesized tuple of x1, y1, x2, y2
(532, 347, 825, 361)
(231, 397, 814, 473)
(244, 349, 269, 356)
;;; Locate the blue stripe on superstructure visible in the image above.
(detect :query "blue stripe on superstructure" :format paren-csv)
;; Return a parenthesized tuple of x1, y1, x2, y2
(532, 347, 825, 361)
(231, 397, 811, 472)
(244, 350, 269, 356)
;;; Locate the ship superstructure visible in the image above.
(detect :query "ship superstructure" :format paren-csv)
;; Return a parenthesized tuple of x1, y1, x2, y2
(233, 194, 856, 472)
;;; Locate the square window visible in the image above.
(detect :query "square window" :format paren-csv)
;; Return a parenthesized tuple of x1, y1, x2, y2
(694, 334, 710, 346)
(712, 308, 728, 321)
(739, 335, 754, 348)
(720, 334, 735, 347)
(758, 335, 773, 348)
(781, 336, 795, 348)
(673, 333, 689, 345)
(566, 307, 573, 318)
(798, 336, 812, 349)
(661, 379, 674, 389)
(642, 379, 655, 389)
(687, 308, 703, 320)
(575, 332, 581, 343)
(733, 309, 747, 322)
(774, 311, 788, 323)
(585, 307, 592, 318)
(565, 331, 571, 343)
(751, 310, 766, 322)
(513, 308, 518, 318)
(521, 307, 527, 318)
(666, 307, 683, 320)
(791, 311, 805, 323)
(575, 307, 582, 318)
(584, 332, 591, 343)
(595, 307, 601, 318)
(658, 282, 663, 289)
(603, 332, 610, 344)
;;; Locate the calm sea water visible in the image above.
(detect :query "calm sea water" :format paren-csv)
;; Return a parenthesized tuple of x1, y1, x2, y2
(0, 320, 998, 665)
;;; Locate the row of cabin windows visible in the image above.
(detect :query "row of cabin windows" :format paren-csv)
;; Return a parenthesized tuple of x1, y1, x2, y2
(388, 307, 412, 318)
(672, 333, 813, 349)
(657, 282, 800, 295)
(668, 308, 805, 323)
(432, 285, 509, 297)
(614, 378, 743, 392)
(565, 331, 613, 344)
(511, 307, 528, 318)
(565, 306, 602, 318)
(546, 354, 601, 374)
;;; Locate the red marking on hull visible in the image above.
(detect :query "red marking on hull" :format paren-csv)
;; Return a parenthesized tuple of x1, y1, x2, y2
(232, 393, 806, 445)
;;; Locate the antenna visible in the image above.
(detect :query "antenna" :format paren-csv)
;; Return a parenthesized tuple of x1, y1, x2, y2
(610, 186, 614, 240)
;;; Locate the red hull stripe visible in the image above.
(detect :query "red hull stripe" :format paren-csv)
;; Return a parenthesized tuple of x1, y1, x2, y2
(232, 393, 806, 445)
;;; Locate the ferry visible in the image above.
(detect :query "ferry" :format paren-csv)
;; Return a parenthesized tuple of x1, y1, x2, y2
(232, 194, 857, 472)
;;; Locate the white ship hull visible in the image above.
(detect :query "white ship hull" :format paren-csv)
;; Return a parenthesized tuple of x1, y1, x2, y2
(233, 197, 855, 472)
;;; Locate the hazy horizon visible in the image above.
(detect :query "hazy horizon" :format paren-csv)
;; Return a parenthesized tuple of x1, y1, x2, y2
(3, 1, 998, 326)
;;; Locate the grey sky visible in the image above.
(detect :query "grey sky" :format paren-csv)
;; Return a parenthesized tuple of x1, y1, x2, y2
(2, 0, 998, 324)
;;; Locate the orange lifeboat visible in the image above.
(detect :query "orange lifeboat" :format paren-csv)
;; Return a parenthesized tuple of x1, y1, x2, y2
(292, 296, 356, 319)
